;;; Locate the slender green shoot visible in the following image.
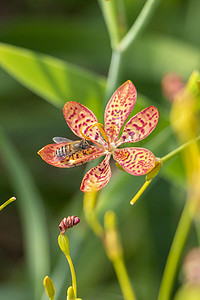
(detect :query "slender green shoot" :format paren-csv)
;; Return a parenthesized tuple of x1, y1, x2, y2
(161, 134, 200, 163)
(157, 199, 193, 300)
(118, 0, 161, 52)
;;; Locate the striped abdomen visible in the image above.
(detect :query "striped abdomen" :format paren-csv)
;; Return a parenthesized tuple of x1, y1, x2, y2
(55, 144, 71, 158)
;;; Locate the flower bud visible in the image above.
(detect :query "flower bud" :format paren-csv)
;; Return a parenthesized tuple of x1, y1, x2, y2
(174, 285, 200, 300)
(58, 233, 70, 256)
(183, 247, 200, 285)
(43, 276, 55, 299)
(197, 80, 200, 92)
(162, 72, 185, 102)
(67, 286, 75, 300)
(59, 216, 80, 234)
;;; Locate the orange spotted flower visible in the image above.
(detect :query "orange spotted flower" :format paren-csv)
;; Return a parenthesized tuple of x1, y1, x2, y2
(38, 81, 159, 193)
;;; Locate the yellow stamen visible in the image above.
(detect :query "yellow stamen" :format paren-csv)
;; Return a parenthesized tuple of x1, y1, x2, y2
(79, 128, 92, 141)
(130, 180, 152, 205)
(87, 123, 109, 143)
(0, 196, 16, 211)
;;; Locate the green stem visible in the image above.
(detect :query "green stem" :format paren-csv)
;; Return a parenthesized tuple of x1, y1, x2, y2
(86, 212, 104, 240)
(117, 0, 128, 35)
(66, 255, 77, 299)
(103, 0, 161, 105)
(83, 192, 104, 240)
(113, 258, 137, 300)
(99, 0, 122, 104)
(105, 50, 122, 103)
(157, 199, 193, 300)
(161, 134, 200, 163)
(99, 0, 121, 49)
(195, 218, 200, 245)
(104, 211, 137, 300)
(118, 0, 161, 52)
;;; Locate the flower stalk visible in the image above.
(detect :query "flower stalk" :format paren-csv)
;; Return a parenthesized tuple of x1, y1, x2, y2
(101, 0, 161, 100)
(160, 134, 200, 163)
(66, 255, 77, 300)
(112, 259, 136, 300)
(99, 0, 122, 49)
(104, 211, 137, 300)
(83, 192, 104, 239)
(157, 194, 198, 300)
(105, 49, 122, 101)
(58, 234, 77, 299)
(117, 0, 161, 52)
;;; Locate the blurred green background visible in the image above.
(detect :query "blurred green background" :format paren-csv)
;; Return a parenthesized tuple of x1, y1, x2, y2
(0, 0, 200, 299)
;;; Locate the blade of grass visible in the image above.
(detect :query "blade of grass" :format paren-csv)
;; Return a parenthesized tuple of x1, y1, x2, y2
(0, 43, 106, 117)
(0, 126, 50, 300)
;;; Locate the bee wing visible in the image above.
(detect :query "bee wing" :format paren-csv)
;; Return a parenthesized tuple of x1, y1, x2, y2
(53, 137, 73, 144)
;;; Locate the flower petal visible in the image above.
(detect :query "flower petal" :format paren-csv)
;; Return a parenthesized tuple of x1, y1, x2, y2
(38, 143, 104, 168)
(104, 80, 137, 142)
(63, 102, 106, 146)
(113, 147, 155, 175)
(116, 106, 159, 146)
(80, 154, 111, 193)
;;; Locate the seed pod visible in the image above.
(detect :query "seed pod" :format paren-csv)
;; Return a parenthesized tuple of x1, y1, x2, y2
(59, 216, 80, 234)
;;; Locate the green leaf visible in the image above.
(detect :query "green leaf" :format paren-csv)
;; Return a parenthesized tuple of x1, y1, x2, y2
(0, 43, 106, 116)
(0, 126, 50, 300)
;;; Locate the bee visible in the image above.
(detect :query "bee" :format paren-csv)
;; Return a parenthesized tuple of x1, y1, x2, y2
(53, 137, 90, 161)
(59, 215, 80, 234)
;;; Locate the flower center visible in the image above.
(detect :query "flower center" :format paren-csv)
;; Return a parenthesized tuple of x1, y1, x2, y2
(80, 122, 117, 154)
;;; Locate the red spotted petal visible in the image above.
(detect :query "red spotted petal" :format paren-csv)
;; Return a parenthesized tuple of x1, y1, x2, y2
(113, 147, 155, 175)
(63, 102, 106, 146)
(38, 143, 105, 168)
(80, 154, 111, 193)
(104, 81, 137, 143)
(116, 106, 159, 146)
